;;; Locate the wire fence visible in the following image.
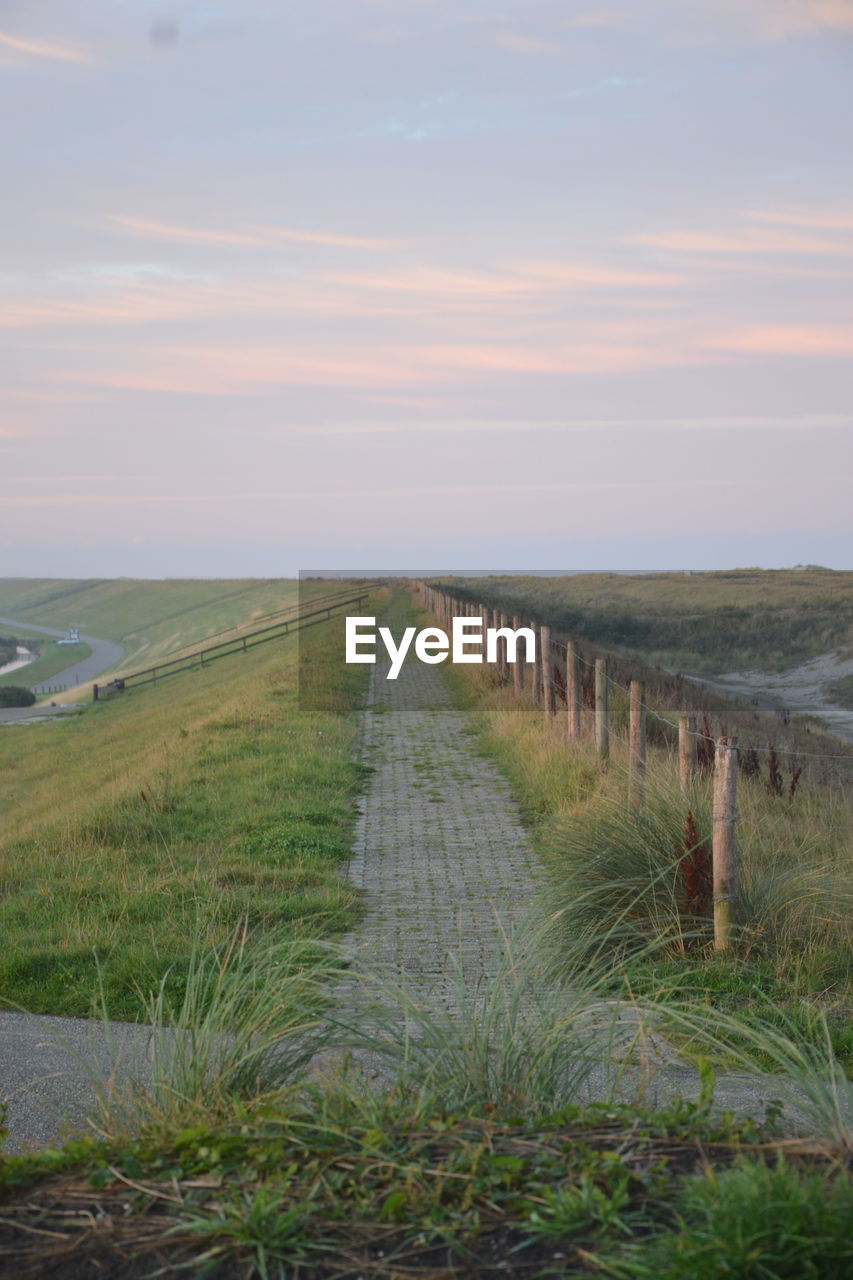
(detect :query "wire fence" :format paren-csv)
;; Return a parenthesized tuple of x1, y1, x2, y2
(415, 580, 852, 952)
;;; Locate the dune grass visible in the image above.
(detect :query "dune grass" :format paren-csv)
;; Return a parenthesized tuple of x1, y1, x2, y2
(436, 569, 853, 674)
(0, 606, 372, 1019)
(441, 655, 852, 1073)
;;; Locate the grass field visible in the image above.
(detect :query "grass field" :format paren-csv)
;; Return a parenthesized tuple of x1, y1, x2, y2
(0, 598, 376, 1018)
(0, 578, 330, 674)
(436, 569, 853, 674)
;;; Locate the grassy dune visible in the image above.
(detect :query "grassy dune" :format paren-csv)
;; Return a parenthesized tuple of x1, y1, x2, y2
(438, 569, 853, 674)
(0, 602, 374, 1018)
(441, 652, 853, 1071)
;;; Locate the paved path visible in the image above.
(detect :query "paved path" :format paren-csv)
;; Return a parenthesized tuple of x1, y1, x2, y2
(342, 615, 540, 997)
(0, 615, 124, 695)
(331, 606, 846, 1133)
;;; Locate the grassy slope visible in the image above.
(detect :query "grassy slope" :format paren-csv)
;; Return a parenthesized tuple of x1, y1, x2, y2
(0, 578, 332, 671)
(0, 601, 375, 1018)
(438, 569, 853, 674)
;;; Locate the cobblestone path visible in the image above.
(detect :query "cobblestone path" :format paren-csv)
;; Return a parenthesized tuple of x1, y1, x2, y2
(341, 618, 539, 998)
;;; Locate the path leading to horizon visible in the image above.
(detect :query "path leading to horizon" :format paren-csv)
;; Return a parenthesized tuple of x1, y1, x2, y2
(341, 612, 540, 997)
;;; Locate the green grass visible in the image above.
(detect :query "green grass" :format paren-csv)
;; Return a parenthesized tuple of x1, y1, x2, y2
(1, 1079, 848, 1277)
(438, 646, 852, 1074)
(0, 581, 851, 1274)
(598, 1155, 853, 1279)
(4, 928, 846, 1275)
(434, 569, 853, 674)
(0, 577, 338, 673)
(0, 605, 374, 1019)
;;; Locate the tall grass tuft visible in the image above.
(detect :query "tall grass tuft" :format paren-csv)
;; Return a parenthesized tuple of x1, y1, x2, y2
(542, 770, 714, 968)
(654, 998, 853, 1151)
(541, 765, 852, 980)
(89, 927, 346, 1139)
(329, 926, 660, 1117)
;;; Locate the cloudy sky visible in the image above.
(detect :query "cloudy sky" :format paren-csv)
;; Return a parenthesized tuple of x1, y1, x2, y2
(2, 0, 852, 575)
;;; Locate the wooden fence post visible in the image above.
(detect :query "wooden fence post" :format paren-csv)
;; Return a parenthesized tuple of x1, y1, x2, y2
(498, 612, 509, 682)
(678, 714, 698, 791)
(92, 683, 99, 702)
(594, 657, 609, 761)
(712, 736, 738, 952)
(532, 621, 542, 704)
(629, 680, 646, 806)
(512, 614, 524, 695)
(566, 641, 580, 741)
(540, 625, 554, 716)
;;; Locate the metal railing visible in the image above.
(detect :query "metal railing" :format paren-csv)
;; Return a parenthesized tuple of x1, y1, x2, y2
(93, 591, 368, 700)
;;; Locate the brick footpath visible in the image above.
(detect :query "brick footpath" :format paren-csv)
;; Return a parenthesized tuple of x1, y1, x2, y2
(341, 612, 539, 999)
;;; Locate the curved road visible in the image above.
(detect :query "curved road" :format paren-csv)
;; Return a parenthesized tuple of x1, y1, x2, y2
(0, 616, 125, 694)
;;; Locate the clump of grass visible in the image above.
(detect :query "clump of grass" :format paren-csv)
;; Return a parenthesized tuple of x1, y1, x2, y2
(599, 1156, 853, 1279)
(89, 927, 346, 1140)
(332, 930, 644, 1117)
(541, 772, 714, 966)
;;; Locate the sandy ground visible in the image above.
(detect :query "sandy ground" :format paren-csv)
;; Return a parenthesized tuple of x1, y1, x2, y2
(693, 650, 853, 744)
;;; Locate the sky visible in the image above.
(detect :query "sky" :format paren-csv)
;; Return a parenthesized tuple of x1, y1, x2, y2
(2, 0, 852, 577)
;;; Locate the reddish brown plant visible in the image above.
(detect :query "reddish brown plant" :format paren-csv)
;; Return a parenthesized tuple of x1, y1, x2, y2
(682, 808, 712, 921)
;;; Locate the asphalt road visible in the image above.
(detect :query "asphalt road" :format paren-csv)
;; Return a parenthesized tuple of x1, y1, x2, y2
(0, 1011, 155, 1152)
(0, 615, 125, 693)
(0, 703, 83, 725)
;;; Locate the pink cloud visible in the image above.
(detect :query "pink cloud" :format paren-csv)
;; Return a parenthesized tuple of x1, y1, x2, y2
(60, 326, 711, 396)
(490, 30, 563, 55)
(633, 227, 847, 254)
(559, 11, 627, 29)
(0, 30, 92, 64)
(741, 207, 853, 231)
(706, 324, 853, 356)
(513, 260, 689, 289)
(109, 215, 398, 251)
